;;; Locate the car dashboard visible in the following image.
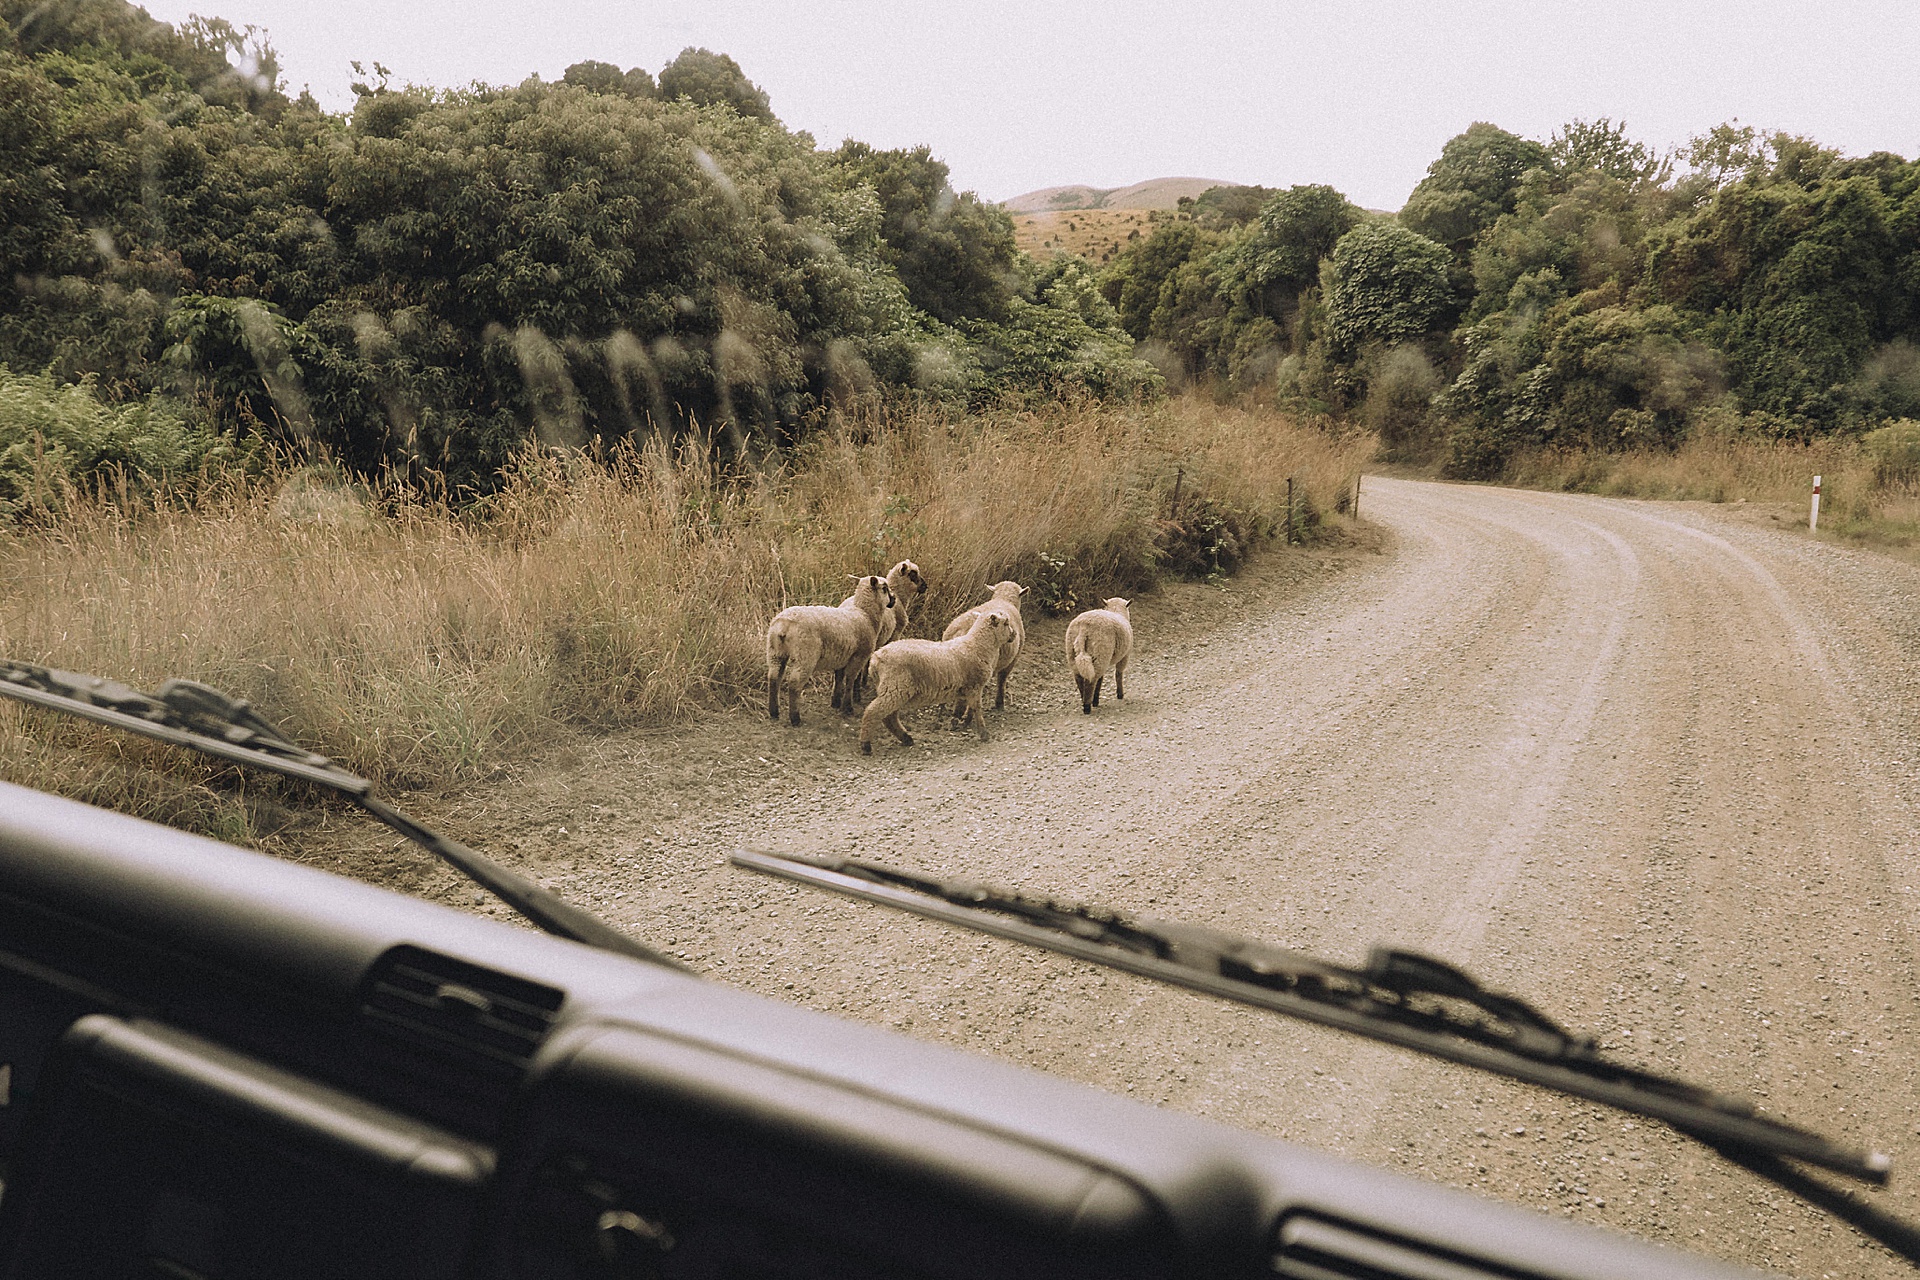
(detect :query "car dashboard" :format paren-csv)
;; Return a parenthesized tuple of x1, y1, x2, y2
(0, 781, 1767, 1279)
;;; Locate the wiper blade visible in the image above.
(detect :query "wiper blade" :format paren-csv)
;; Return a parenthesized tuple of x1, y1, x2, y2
(731, 849, 1887, 1186)
(2, 660, 684, 971)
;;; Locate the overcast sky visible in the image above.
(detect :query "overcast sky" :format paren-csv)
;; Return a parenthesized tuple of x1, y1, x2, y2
(139, 0, 1919, 211)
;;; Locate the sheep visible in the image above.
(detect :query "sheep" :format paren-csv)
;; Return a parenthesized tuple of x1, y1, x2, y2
(1064, 598, 1131, 713)
(860, 612, 1009, 754)
(765, 574, 895, 726)
(940, 581, 1027, 713)
(843, 558, 926, 648)
(840, 559, 926, 700)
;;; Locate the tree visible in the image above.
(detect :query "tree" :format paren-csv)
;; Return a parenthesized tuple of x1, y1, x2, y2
(1399, 123, 1547, 252)
(1547, 118, 1667, 186)
(1323, 222, 1454, 356)
(832, 141, 1018, 324)
(562, 59, 655, 99)
(1180, 184, 1271, 228)
(1101, 220, 1212, 340)
(1682, 122, 1767, 191)
(657, 47, 771, 121)
(1222, 184, 1361, 314)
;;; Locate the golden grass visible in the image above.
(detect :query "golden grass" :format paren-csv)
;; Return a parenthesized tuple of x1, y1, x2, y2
(1011, 209, 1159, 266)
(0, 398, 1368, 828)
(1500, 431, 1920, 545)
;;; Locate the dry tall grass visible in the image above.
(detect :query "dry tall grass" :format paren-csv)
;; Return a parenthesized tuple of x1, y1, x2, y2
(1501, 429, 1920, 543)
(1, 398, 1367, 828)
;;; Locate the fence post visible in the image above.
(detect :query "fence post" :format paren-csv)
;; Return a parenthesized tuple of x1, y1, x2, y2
(1285, 477, 1295, 545)
(1810, 474, 1822, 532)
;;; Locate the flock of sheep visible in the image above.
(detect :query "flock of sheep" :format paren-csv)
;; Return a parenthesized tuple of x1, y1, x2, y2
(764, 559, 1134, 755)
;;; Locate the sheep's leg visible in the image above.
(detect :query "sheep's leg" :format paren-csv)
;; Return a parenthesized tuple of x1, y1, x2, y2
(861, 693, 913, 753)
(768, 656, 787, 721)
(993, 668, 1008, 710)
(1115, 659, 1126, 701)
(831, 667, 849, 714)
(1092, 675, 1103, 708)
(1077, 675, 1092, 714)
(786, 682, 802, 727)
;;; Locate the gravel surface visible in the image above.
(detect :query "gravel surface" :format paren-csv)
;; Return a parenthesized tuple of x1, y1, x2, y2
(327, 476, 1920, 1278)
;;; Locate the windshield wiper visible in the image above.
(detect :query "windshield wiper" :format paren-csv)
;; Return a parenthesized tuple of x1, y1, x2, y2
(732, 849, 1920, 1264)
(1, 660, 684, 971)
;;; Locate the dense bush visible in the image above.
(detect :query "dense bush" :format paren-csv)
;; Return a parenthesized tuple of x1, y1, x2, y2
(1092, 116, 1918, 474)
(0, 0, 1157, 498)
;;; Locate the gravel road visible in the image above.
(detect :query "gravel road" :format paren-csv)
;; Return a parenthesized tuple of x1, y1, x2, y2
(394, 476, 1920, 1278)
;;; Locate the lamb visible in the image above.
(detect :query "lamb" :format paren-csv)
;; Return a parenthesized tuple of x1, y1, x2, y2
(1064, 598, 1132, 714)
(765, 574, 895, 726)
(842, 558, 926, 648)
(860, 612, 1009, 754)
(940, 580, 1027, 712)
(840, 559, 926, 700)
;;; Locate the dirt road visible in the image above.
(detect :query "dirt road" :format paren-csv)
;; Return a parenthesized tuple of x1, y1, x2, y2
(373, 477, 1920, 1277)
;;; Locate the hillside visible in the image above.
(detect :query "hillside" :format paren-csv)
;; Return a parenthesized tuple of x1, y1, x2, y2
(1001, 176, 1237, 212)
(1012, 208, 1159, 264)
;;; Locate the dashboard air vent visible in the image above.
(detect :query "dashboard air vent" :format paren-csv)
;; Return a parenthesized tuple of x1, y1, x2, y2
(360, 945, 565, 1084)
(1273, 1214, 1530, 1280)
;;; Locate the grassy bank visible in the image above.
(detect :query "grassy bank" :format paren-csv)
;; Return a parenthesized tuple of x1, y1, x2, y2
(1, 398, 1367, 831)
(1499, 424, 1920, 545)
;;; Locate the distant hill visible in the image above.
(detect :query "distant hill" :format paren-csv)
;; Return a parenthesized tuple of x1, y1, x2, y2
(1001, 177, 1237, 212)
(1011, 208, 1155, 265)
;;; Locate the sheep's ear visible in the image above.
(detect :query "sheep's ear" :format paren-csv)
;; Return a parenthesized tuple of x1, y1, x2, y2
(1017, 584, 1029, 596)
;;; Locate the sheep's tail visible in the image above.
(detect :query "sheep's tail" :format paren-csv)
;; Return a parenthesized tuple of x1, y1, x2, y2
(1071, 646, 1097, 683)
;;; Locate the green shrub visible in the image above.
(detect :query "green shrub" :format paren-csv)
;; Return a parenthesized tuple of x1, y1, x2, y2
(0, 368, 240, 516)
(1861, 419, 1920, 484)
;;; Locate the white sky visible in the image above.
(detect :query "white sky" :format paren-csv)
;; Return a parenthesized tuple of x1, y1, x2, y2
(137, 0, 1920, 210)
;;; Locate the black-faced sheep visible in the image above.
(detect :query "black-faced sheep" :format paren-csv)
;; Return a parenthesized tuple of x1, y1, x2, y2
(860, 612, 1008, 754)
(941, 580, 1026, 712)
(1064, 597, 1131, 713)
(766, 574, 895, 726)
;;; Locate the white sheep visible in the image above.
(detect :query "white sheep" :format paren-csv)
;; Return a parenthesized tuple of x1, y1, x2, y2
(766, 574, 895, 726)
(841, 559, 926, 700)
(1064, 597, 1131, 714)
(861, 612, 1009, 754)
(940, 580, 1026, 712)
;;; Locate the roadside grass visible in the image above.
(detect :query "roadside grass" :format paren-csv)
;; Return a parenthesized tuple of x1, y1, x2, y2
(1499, 426, 1920, 548)
(0, 398, 1367, 832)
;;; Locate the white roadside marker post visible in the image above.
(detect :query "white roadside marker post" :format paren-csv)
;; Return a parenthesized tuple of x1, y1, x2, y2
(1810, 474, 1822, 532)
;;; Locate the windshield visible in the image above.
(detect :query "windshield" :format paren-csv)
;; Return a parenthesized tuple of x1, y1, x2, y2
(3, 4, 1917, 1278)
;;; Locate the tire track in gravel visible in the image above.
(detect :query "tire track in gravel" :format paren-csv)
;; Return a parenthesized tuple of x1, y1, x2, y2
(397, 476, 1920, 1280)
